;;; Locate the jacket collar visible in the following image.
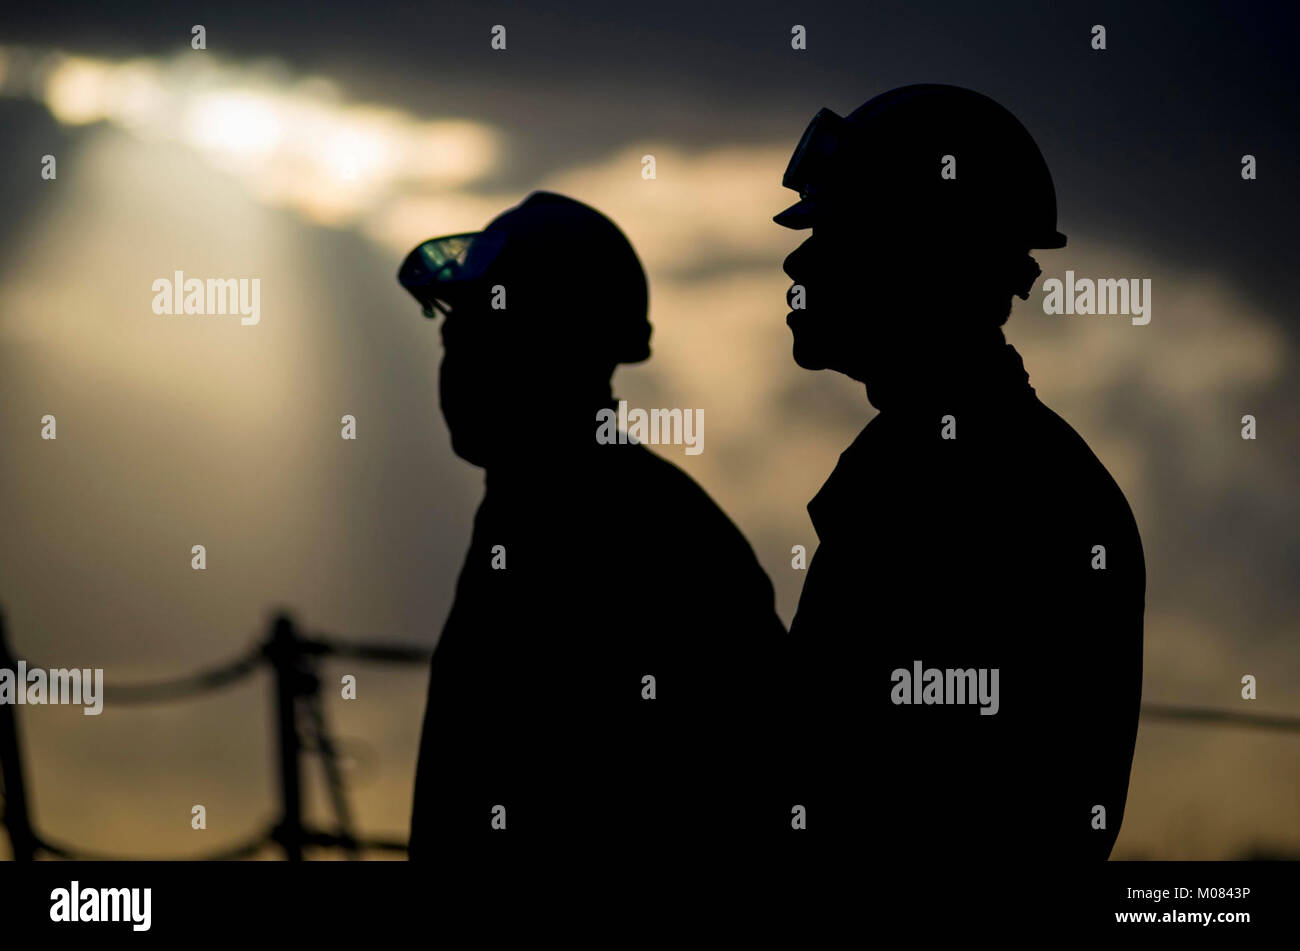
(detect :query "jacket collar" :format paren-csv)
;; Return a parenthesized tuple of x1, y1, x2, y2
(864, 341, 1034, 414)
(808, 343, 1035, 539)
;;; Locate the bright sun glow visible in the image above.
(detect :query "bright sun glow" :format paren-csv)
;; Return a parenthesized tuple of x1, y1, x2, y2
(185, 92, 283, 157)
(12, 46, 502, 229)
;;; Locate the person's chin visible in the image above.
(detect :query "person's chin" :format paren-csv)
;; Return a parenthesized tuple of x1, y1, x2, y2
(791, 338, 829, 371)
(448, 431, 490, 468)
(788, 314, 829, 370)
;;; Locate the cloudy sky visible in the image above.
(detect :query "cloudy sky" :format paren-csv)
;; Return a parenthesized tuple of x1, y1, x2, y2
(0, 1, 1296, 860)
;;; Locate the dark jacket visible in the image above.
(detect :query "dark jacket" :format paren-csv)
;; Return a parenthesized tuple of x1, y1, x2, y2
(410, 439, 787, 856)
(788, 344, 1144, 859)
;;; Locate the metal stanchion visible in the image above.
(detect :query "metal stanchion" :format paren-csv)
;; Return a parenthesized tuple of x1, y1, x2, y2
(0, 612, 38, 861)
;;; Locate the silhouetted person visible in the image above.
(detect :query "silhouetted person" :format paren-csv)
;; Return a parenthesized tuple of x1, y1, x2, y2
(774, 86, 1144, 860)
(399, 192, 786, 857)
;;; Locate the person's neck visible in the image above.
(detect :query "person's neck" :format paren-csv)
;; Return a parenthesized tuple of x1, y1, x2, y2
(862, 332, 1031, 413)
(484, 386, 615, 485)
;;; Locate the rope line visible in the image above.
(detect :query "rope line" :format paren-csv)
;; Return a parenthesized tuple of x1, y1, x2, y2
(101, 647, 266, 703)
(1139, 703, 1300, 732)
(36, 825, 275, 862)
(13, 635, 432, 705)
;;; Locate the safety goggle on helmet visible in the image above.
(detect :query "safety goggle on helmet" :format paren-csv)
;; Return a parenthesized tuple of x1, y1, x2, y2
(773, 108, 863, 229)
(397, 229, 508, 318)
(782, 107, 856, 199)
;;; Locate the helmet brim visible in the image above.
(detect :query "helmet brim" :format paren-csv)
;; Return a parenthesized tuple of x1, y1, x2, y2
(776, 195, 1069, 250)
(773, 197, 817, 230)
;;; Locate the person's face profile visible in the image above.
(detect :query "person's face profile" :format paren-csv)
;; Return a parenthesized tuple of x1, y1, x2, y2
(782, 221, 868, 375)
(434, 292, 507, 466)
(432, 282, 557, 466)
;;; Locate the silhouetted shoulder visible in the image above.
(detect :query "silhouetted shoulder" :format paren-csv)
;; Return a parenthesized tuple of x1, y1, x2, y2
(594, 441, 766, 557)
(1025, 400, 1142, 525)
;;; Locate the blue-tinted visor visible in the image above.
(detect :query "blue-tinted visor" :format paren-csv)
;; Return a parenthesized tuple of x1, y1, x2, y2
(397, 230, 508, 317)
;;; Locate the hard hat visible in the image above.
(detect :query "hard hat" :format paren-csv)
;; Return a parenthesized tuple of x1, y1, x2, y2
(775, 84, 1067, 250)
(398, 191, 652, 364)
